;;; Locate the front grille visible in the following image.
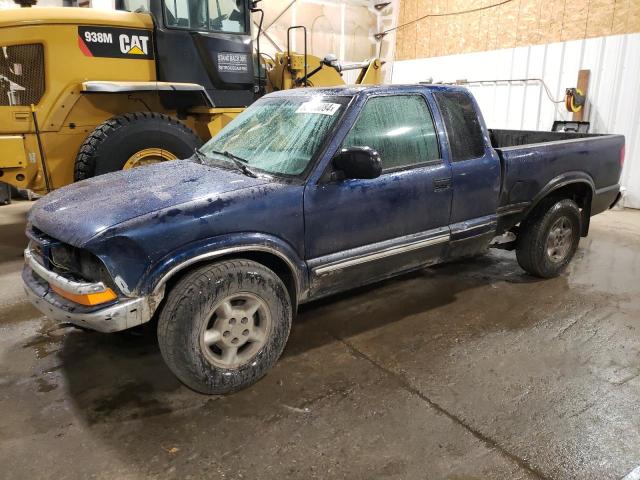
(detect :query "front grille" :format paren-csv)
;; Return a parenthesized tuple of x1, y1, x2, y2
(0, 44, 45, 106)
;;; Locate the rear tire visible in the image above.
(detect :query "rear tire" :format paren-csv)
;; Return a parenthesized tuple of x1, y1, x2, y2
(74, 112, 201, 181)
(516, 198, 581, 278)
(157, 260, 292, 394)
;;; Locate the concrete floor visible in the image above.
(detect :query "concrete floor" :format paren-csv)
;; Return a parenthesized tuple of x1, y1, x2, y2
(1, 200, 640, 480)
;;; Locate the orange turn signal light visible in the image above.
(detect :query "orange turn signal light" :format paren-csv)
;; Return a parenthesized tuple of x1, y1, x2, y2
(51, 285, 117, 306)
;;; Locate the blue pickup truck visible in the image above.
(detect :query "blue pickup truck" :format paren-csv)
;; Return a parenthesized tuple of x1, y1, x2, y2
(23, 85, 624, 393)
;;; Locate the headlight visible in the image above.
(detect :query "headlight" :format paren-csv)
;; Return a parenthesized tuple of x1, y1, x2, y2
(49, 243, 114, 288)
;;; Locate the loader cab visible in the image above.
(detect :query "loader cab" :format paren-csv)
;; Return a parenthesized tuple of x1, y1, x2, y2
(117, 0, 255, 108)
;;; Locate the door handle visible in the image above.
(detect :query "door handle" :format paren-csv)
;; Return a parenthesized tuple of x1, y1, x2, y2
(433, 177, 452, 192)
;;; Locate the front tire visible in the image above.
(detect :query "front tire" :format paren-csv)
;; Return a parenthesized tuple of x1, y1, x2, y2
(157, 260, 292, 394)
(74, 112, 201, 181)
(516, 199, 581, 278)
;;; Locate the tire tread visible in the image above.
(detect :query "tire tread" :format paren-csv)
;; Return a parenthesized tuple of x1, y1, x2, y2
(157, 259, 292, 394)
(516, 198, 581, 278)
(74, 111, 200, 181)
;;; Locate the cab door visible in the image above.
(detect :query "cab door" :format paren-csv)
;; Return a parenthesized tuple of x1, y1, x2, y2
(303, 93, 453, 298)
(150, 0, 254, 107)
(432, 90, 501, 257)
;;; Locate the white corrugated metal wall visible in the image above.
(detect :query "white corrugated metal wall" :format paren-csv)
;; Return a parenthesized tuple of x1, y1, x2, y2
(391, 33, 640, 209)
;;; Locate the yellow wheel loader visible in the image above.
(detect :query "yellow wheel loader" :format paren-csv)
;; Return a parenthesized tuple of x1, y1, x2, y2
(0, 0, 382, 194)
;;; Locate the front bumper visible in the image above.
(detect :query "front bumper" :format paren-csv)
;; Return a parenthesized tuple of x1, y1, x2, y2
(22, 260, 163, 333)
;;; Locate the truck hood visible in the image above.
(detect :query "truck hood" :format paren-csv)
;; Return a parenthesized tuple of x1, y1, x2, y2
(29, 160, 269, 246)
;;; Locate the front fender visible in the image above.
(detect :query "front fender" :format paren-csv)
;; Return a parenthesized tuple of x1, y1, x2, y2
(137, 232, 308, 299)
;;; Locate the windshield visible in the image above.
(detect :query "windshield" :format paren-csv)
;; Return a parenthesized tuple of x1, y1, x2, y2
(200, 95, 350, 177)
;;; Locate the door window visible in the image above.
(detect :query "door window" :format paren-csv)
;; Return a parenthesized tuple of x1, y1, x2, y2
(163, 0, 246, 33)
(341, 95, 440, 171)
(433, 91, 485, 161)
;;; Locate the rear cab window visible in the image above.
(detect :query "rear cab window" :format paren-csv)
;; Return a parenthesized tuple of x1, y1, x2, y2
(433, 91, 485, 161)
(341, 95, 440, 172)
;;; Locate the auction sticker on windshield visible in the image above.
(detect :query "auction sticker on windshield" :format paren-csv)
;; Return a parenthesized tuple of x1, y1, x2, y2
(296, 102, 341, 115)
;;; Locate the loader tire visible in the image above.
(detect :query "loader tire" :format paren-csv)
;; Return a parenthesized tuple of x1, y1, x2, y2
(516, 198, 581, 278)
(157, 260, 293, 394)
(74, 112, 201, 181)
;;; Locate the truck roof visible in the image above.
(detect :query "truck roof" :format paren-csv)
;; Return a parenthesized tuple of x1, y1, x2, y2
(267, 83, 470, 98)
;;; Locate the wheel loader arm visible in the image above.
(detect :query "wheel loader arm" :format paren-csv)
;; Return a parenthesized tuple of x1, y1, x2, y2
(265, 54, 383, 91)
(354, 59, 383, 85)
(316, 57, 383, 85)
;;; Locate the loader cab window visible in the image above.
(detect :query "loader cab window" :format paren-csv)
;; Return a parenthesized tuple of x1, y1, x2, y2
(163, 0, 247, 33)
(116, 0, 150, 12)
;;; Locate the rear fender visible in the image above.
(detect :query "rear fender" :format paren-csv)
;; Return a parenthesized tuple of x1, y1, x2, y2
(524, 171, 595, 236)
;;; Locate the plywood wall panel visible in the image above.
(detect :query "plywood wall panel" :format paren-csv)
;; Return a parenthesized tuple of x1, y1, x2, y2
(611, 0, 631, 34)
(445, 0, 462, 55)
(415, 0, 431, 57)
(496, 0, 520, 49)
(395, 27, 409, 60)
(395, 0, 640, 58)
(485, 13, 500, 51)
(561, 0, 588, 41)
(415, 19, 431, 58)
(477, 3, 493, 52)
(630, 0, 640, 30)
(517, 0, 541, 45)
(430, 14, 446, 57)
(538, 0, 566, 44)
(405, 0, 418, 19)
(407, 24, 418, 59)
(396, 0, 409, 59)
(586, 0, 615, 37)
(463, 7, 483, 53)
(401, 0, 418, 59)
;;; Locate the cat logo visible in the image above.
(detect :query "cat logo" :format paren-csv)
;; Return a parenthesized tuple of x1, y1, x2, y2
(77, 26, 154, 60)
(119, 34, 150, 56)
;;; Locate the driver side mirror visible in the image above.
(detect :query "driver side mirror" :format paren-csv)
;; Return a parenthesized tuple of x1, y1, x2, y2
(332, 146, 382, 180)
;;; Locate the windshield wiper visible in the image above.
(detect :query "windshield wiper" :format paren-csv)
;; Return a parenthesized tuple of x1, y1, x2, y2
(208, 149, 258, 178)
(192, 147, 208, 164)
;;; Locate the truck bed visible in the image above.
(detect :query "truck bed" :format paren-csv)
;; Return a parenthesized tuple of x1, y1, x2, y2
(489, 128, 624, 230)
(489, 129, 605, 148)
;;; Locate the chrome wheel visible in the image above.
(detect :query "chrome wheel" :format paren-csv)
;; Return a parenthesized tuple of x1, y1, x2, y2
(546, 216, 573, 262)
(199, 293, 272, 369)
